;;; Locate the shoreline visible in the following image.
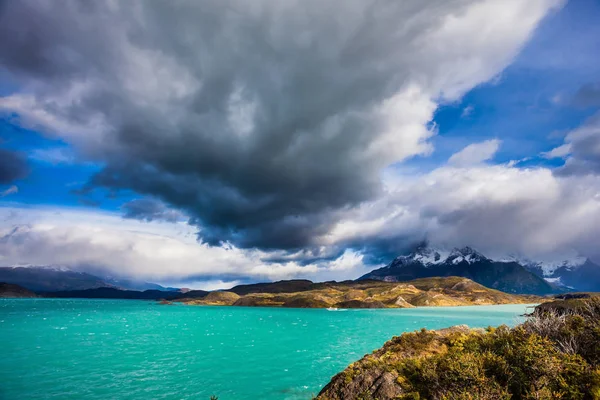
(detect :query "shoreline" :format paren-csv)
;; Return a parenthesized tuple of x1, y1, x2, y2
(317, 296, 600, 399)
(175, 301, 542, 310)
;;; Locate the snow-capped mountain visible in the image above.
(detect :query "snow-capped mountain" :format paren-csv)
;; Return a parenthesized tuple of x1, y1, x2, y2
(393, 246, 486, 267)
(360, 246, 555, 295)
(500, 254, 587, 277)
(501, 255, 600, 292)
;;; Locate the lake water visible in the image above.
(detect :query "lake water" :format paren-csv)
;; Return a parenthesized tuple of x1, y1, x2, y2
(1, 299, 536, 400)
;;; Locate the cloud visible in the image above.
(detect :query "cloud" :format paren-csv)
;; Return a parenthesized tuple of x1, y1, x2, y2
(461, 105, 474, 118)
(448, 139, 501, 166)
(542, 143, 571, 159)
(121, 198, 185, 223)
(0, 148, 28, 184)
(0, 0, 562, 250)
(0, 185, 18, 197)
(0, 206, 372, 286)
(325, 163, 600, 263)
(2, 156, 599, 287)
(573, 82, 600, 107)
(552, 112, 600, 176)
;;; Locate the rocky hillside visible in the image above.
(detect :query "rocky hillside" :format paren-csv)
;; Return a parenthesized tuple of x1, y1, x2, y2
(360, 246, 555, 295)
(179, 277, 540, 308)
(0, 282, 38, 298)
(317, 295, 600, 399)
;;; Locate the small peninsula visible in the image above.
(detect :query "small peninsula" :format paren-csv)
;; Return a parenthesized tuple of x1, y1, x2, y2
(317, 295, 600, 399)
(177, 276, 541, 308)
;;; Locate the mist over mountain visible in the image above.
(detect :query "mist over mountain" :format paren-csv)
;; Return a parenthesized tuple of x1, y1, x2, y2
(511, 256, 600, 292)
(3, 245, 599, 295)
(359, 246, 561, 295)
(0, 266, 178, 292)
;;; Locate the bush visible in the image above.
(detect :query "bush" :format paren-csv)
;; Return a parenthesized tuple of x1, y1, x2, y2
(318, 297, 600, 400)
(392, 298, 600, 399)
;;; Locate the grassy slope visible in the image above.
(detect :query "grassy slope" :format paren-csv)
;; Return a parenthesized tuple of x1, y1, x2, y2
(178, 276, 541, 308)
(317, 296, 600, 399)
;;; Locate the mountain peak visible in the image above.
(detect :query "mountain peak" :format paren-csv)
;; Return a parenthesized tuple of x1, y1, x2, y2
(391, 245, 489, 267)
(393, 246, 448, 267)
(447, 247, 487, 264)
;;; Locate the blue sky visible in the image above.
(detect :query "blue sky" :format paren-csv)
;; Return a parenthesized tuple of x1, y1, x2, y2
(403, 0, 600, 171)
(1, 0, 599, 287)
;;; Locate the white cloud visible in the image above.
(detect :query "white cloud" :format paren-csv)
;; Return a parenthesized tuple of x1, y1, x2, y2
(461, 105, 474, 118)
(448, 139, 501, 166)
(0, 206, 372, 287)
(542, 143, 572, 159)
(325, 163, 600, 263)
(552, 112, 600, 175)
(0, 185, 18, 197)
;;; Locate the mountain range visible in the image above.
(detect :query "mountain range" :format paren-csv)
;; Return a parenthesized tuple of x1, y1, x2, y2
(506, 256, 600, 292)
(360, 245, 600, 295)
(0, 266, 178, 292)
(1, 245, 599, 296)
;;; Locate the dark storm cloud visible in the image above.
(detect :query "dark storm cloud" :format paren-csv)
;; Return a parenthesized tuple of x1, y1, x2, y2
(555, 112, 600, 176)
(0, 148, 28, 184)
(0, 0, 436, 249)
(0, 0, 559, 251)
(121, 198, 184, 223)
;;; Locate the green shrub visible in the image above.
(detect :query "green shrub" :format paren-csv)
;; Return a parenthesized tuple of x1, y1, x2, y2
(393, 298, 600, 399)
(318, 297, 600, 399)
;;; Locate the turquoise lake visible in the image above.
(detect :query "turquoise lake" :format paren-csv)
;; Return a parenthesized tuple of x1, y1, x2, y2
(1, 299, 536, 399)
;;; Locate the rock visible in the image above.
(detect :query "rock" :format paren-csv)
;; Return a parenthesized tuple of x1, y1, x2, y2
(319, 368, 403, 400)
(394, 295, 415, 308)
(317, 324, 477, 400)
(409, 291, 465, 306)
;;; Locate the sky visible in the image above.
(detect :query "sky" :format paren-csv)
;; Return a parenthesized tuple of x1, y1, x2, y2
(1, 0, 600, 289)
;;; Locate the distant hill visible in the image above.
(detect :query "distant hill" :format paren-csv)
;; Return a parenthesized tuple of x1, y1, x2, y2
(229, 279, 315, 295)
(0, 266, 113, 292)
(0, 282, 38, 298)
(359, 246, 555, 295)
(44, 287, 208, 300)
(0, 266, 178, 292)
(181, 277, 541, 308)
(103, 277, 180, 292)
(1, 276, 540, 308)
